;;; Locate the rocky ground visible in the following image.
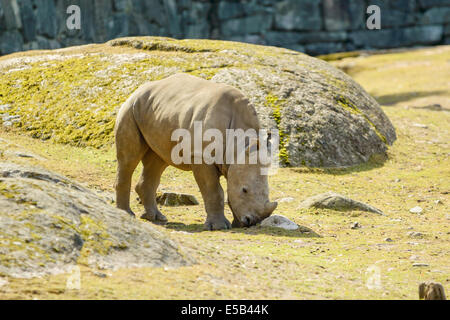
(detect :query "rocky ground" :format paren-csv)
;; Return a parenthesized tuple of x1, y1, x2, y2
(0, 43, 448, 299)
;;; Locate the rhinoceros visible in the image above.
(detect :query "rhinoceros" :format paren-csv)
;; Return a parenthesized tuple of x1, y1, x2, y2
(114, 73, 277, 230)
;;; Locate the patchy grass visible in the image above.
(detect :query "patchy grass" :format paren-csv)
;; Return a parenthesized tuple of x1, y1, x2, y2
(0, 46, 449, 300)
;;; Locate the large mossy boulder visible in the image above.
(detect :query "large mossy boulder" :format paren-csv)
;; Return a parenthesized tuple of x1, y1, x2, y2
(0, 161, 189, 278)
(0, 37, 396, 167)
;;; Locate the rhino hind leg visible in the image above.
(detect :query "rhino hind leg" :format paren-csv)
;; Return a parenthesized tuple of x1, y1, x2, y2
(136, 149, 168, 224)
(115, 110, 148, 216)
(192, 165, 231, 231)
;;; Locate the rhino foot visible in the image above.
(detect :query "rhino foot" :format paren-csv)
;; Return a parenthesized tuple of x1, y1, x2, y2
(204, 217, 231, 231)
(141, 210, 168, 225)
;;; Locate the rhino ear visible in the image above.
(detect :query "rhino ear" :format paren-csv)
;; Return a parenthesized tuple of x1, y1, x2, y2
(246, 138, 259, 155)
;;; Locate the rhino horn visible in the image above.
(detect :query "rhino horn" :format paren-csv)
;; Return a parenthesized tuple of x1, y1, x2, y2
(264, 201, 278, 216)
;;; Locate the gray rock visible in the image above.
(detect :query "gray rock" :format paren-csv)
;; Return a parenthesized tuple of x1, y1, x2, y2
(445, 24, 450, 36)
(0, 0, 21, 30)
(385, 237, 393, 242)
(0, 30, 23, 55)
(370, 0, 418, 28)
(414, 104, 443, 111)
(351, 222, 361, 229)
(260, 214, 299, 230)
(413, 263, 429, 267)
(407, 231, 424, 238)
(265, 31, 347, 47)
(164, 0, 182, 37)
(142, 0, 167, 27)
(410, 206, 423, 214)
(305, 42, 346, 55)
(218, 1, 246, 20)
(93, 0, 115, 42)
(35, 36, 61, 50)
(228, 34, 265, 45)
(323, 0, 351, 31)
(350, 25, 444, 49)
(420, 7, 450, 24)
(347, 1, 367, 30)
(299, 192, 384, 214)
(418, 0, 450, 8)
(17, 0, 36, 42)
(156, 192, 199, 206)
(0, 1, 4, 31)
(284, 44, 305, 52)
(222, 14, 273, 37)
(274, 0, 322, 31)
(36, 0, 57, 38)
(0, 162, 190, 278)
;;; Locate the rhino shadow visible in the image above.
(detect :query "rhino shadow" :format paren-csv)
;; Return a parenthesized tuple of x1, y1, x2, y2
(164, 222, 321, 238)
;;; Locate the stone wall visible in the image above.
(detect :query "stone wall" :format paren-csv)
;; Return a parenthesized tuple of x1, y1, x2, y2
(0, 0, 449, 56)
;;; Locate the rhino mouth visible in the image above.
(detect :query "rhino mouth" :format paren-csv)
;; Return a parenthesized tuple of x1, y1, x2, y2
(228, 200, 244, 228)
(228, 200, 256, 228)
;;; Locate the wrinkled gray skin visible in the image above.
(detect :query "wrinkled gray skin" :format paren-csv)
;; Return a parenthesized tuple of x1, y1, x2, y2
(114, 74, 277, 230)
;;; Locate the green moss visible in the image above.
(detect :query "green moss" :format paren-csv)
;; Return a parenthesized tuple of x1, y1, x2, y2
(265, 94, 290, 166)
(0, 181, 19, 199)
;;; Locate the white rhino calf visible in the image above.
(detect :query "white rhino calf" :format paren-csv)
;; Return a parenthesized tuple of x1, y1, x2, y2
(114, 74, 277, 230)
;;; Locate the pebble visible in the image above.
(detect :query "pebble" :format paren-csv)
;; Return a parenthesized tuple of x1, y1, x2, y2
(409, 206, 423, 214)
(351, 222, 361, 229)
(384, 237, 393, 242)
(412, 263, 429, 267)
(260, 214, 299, 231)
(407, 232, 424, 238)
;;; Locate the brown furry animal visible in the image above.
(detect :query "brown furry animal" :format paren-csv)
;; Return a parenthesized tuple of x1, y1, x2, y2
(419, 282, 446, 300)
(114, 74, 277, 230)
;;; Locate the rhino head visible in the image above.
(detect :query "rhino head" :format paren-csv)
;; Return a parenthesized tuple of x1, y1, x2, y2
(226, 141, 277, 228)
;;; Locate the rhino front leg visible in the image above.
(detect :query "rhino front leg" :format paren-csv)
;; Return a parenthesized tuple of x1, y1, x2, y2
(135, 150, 168, 223)
(192, 165, 231, 231)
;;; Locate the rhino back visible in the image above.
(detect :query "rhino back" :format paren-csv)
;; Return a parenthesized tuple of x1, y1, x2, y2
(131, 74, 259, 167)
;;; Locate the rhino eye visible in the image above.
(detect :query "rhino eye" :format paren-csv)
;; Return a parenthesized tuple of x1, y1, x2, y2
(242, 187, 248, 194)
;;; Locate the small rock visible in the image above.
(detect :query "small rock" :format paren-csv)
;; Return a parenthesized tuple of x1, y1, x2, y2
(384, 237, 393, 242)
(93, 271, 108, 278)
(414, 104, 443, 111)
(434, 200, 442, 205)
(260, 214, 299, 230)
(298, 192, 384, 215)
(351, 222, 361, 229)
(156, 192, 199, 206)
(409, 206, 423, 214)
(409, 255, 418, 261)
(413, 263, 429, 267)
(407, 231, 424, 238)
